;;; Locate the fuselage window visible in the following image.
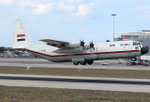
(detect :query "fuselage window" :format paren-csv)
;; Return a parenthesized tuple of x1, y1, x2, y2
(135, 47, 139, 50)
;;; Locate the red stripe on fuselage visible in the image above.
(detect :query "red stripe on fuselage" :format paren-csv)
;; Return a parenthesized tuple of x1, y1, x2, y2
(17, 34, 25, 37)
(26, 49, 140, 58)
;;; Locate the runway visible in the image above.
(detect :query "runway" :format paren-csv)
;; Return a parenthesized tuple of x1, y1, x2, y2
(0, 58, 150, 93)
(0, 58, 149, 70)
(1, 74, 150, 93)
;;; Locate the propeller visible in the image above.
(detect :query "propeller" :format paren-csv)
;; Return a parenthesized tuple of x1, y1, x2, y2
(80, 40, 85, 47)
(90, 41, 95, 50)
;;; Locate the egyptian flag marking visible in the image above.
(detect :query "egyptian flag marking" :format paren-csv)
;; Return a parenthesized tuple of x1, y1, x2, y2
(17, 34, 25, 41)
(17, 34, 25, 37)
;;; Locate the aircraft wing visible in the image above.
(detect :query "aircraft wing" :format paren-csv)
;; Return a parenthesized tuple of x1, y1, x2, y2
(40, 39, 69, 48)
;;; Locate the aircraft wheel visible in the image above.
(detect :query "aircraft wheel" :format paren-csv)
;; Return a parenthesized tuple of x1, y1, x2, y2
(80, 61, 86, 65)
(73, 62, 79, 65)
(87, 61, 93, 65)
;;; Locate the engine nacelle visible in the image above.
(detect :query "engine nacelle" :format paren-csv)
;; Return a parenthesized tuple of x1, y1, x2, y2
(54, 41, 95, 53)
(65, 42, 81, 48)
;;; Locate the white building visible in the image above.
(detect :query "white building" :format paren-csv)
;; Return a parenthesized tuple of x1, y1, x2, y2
(121, 30, 150, 39)
(121, 30, 150, 55)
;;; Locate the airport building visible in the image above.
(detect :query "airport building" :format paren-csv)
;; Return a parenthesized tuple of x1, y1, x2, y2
(120, 30, 150, 55)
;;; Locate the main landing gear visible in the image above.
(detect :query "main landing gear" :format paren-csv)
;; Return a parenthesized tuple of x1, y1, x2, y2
(73, 60, 94, 65)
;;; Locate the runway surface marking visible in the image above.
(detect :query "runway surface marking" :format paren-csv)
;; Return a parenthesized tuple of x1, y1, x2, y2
(1, 74, 150, 85)
(1, 74, 150, 93)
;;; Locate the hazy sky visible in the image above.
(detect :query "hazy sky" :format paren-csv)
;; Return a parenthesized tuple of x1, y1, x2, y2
(1, 0, 150, 47)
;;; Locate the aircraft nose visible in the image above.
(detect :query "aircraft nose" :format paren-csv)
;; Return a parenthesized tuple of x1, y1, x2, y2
(141, 46, 149, 55)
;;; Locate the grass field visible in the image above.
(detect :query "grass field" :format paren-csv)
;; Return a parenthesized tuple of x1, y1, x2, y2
(0, 85, 150, 102)
(0, 66, 150, 79)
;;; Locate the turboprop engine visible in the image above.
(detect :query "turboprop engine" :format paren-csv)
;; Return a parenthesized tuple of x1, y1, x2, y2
(64, 40, 85, 48)
(53, 41, 95, 53)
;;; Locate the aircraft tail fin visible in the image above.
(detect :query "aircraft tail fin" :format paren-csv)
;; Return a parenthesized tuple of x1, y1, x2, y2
(13, 19, 34, 49)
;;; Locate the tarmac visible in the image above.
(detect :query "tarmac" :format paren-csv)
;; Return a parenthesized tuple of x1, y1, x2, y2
(0, 74, 150, 93)
(0, 58, 149, 70)
(0, 58, 150, 93)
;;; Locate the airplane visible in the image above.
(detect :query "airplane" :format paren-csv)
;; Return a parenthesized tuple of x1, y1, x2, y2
(13, 19, 149, 65)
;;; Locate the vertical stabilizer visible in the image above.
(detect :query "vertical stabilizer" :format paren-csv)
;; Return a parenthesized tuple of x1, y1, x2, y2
(13, 19, 34, 49)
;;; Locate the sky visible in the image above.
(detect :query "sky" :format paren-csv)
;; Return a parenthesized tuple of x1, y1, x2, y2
(1, 0, 150, 47)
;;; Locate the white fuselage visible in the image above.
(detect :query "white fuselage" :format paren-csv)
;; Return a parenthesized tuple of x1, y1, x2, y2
(26, 40, 142, 62)
(13, 19, 149, 65)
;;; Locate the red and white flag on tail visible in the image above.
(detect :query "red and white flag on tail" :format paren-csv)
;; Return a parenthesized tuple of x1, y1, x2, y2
(17, 34, 25, 41)
(17, 34, 25, 37)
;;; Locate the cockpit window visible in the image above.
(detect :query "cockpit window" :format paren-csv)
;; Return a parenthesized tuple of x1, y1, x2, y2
(139, 43, 143, 48)
(133, 42, 139, 45)
(133, 41, 142, 48)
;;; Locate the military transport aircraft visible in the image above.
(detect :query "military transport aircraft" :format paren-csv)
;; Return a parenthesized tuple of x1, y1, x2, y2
(13, 19, 149, 65)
